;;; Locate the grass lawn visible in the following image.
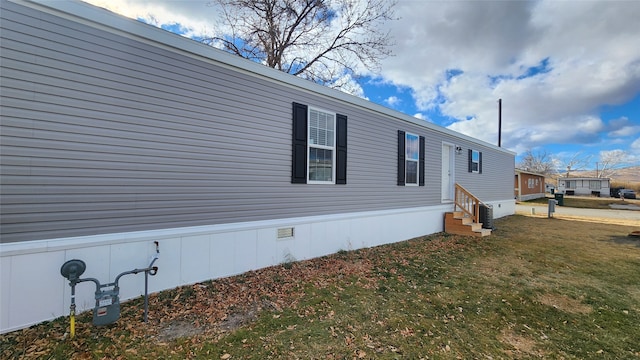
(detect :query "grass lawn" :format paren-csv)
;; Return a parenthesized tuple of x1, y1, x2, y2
(523, 194, 638, 209)
(2, 215, 639, 359)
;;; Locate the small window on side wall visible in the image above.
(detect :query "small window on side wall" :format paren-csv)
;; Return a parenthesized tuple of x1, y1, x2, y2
(405, 133, 419, 185)
(397, 130, 425, 186)
(468, 149, 482, 173)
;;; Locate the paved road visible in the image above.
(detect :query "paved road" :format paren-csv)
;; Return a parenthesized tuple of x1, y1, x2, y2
(515, 204, 640, 222)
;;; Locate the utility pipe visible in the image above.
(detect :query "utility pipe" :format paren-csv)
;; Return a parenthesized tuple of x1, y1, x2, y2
(498, 98, 502, 147)
(70, 285, 76, 339)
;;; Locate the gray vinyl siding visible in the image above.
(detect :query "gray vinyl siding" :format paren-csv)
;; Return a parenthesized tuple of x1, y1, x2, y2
(456, 145, 515, 200)
(0, 0, 514, 243)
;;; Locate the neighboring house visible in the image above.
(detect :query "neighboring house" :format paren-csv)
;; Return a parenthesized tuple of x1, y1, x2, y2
(545, 183, 556, 194)
(557, 177, 611, 197)
(0, 0, 515, 333)
(514, 169, 546, 201)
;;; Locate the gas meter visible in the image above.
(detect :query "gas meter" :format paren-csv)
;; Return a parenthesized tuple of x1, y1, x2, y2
(60, 242, 159, 337)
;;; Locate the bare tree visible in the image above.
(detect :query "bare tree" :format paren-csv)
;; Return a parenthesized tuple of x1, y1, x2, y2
(517, 149, 556, 176)
(204, 0, 396, 89)
(597, 150, 630, 178)
(524, 150, 632, 179)
(553, 151, 592, 177)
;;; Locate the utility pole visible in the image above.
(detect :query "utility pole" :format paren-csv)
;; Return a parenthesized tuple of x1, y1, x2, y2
(596, 162, 599, 178)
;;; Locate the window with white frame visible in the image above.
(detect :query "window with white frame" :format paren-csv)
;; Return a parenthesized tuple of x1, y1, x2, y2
(405, 133, 419, 185)
(292, 102, 346, 185)
(397, 130, 424, 186)
(308, 108, 335, 183)
(528, 178, 534, 188)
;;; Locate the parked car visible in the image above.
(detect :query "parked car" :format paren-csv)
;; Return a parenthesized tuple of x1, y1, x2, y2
(617, 189, 637, 199)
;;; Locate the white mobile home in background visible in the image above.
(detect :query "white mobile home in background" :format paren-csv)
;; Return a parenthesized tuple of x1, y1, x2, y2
(557, 177, 611, 197)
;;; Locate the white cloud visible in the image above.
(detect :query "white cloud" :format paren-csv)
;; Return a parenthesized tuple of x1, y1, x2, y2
(378, 0, 640, 152)
(630, 138, 640, 160)
(609, 126, 640, 138)
(83, 0, 218, 38)
(329, 73, 367, 99)
(384, 96, 401, 107)
(413, 113, 432, 122)
(606, 117, 640, 138)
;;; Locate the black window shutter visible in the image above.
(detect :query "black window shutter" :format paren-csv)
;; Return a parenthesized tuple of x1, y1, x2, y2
(397, 130, 405, 185)
(336, 114, 347, 184)
(419, 136, 425, 186)
(468, 149, 473, 172)
(479, 152, 483, 174)
(291, 102, 308, 183)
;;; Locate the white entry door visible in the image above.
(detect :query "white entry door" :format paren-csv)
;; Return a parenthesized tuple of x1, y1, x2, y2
(441, 143, 454, 201)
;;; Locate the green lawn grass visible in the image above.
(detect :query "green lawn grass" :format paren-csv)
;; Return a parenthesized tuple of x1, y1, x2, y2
(2, 215, 639, 359)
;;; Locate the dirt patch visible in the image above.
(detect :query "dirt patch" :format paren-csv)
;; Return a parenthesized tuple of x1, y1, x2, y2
(156, 301, 274, 342)
(609, 235, 640, 247)
(157, 319, 206, 342)
(628, 288, 640, 312)
(538, 293, 592, 314)
(476, 256, 533, 278)
(218, 302, 262, 332)
(498, 328, 543, 358)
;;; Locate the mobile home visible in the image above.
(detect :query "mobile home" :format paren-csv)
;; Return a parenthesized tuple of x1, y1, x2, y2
(557, 177, 610, 197)
(514, 169, 546, 201)
(0, 0, 515, 333)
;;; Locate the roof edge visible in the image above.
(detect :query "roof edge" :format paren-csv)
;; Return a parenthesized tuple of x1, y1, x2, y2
(515, 169, 546, 177)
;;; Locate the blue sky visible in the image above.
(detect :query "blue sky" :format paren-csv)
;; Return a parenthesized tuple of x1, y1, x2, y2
(84, 0, 640, 171)
(361, 74, 640, 166)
